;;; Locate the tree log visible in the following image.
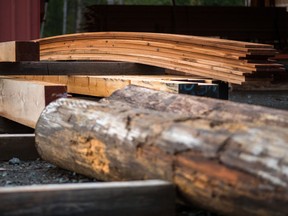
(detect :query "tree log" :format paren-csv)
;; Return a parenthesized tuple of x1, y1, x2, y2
(104, 85, 288, 127)
(35, 97, 288, 216)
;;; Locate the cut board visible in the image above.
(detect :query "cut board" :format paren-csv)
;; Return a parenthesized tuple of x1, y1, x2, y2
(0, 78, 66, 128)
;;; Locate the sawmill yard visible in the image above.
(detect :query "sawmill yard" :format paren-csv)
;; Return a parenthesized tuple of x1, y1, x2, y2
(1, 0, 288, 216)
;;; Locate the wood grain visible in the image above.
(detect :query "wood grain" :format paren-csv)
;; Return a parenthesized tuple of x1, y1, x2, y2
(13, 75, 218, 98)
(0, 78, 67, 128)
(37, 32, 284, 84)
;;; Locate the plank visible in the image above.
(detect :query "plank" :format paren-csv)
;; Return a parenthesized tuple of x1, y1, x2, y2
(0, 78, 67, 128)
(0, 41, 39, 62)
(0, 134, 38, 161)
(0, 61, 164, 75)
(14, 75, 222, 98)
(0, 180, 175, 216)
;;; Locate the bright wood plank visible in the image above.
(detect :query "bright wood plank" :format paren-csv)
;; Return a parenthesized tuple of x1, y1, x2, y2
(0, 78, 66, 128)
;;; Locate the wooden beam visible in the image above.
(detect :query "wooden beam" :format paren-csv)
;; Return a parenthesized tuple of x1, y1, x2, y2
(0, 78, 67, 128)
(0, 134, 38, 161)
(0, 41, 39, 62)
(14, 75, 222, 98)
(0, 180, 175, 216)
(35, 96, 288, 216)
(0, 61, 164, 75)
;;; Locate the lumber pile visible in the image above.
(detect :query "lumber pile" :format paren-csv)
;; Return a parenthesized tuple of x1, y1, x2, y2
(38, 32, 285, 85)
(35, 85, 288, 216)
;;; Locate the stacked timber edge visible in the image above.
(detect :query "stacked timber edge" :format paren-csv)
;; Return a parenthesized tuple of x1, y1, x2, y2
(37, 32, 284, 85)
(35, 85, 288, 216)
(0, 41, 39, 62)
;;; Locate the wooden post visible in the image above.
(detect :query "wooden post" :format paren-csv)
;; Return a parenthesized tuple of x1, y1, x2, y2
(35, 96, 288, 216)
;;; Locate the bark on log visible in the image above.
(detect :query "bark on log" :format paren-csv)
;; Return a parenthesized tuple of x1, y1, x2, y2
(104, 85, 288, 127)
(35, 97, 288, 216)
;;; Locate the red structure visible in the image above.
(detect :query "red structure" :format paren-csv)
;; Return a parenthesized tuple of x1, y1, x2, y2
(0, 0, 40, 42)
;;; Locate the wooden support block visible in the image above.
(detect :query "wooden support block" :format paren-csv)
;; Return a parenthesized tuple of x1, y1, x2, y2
(0, 134, 38, 161)
(0, 180, 175, 216)
(0, 61, 164, 75)
(0, 41, 39, 62)
(0, 78, 67, 128)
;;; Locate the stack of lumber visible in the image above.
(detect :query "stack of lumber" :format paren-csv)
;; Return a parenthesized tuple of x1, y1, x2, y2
(38, 32, 285, 85)
(35, 85, 288, 216)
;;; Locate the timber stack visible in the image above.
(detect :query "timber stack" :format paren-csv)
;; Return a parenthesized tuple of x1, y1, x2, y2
(35, 85, 288, 216)
(38, 32, 285, 85)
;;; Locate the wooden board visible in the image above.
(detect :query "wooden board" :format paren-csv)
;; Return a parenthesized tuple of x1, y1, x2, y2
(0, 134, 38, 161)
(0, 78, 67, 128)
(0, 180, 175, 216)
(14, 75, 221, 98)
(0, 61, 164, 75)
(0, 41, 39, 62)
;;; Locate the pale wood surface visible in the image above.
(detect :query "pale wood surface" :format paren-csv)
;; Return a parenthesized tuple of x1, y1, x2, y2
(0, 180, 174, 216)
(35, 93, 288, 216)
(0, 78, 66, 128)
(0, 41, 39, 62)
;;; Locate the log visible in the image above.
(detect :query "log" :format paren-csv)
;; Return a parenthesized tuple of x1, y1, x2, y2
(35, 97, 288, 216)
(104, 85, 288, 127)
(0, 180, 174, 216)
(0, 41, 39, 62)
(0, 78, 67, 128)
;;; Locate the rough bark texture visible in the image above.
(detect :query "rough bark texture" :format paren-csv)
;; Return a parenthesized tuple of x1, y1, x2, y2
(104, 85, 288, 127)
(35, 96, 288, 216)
